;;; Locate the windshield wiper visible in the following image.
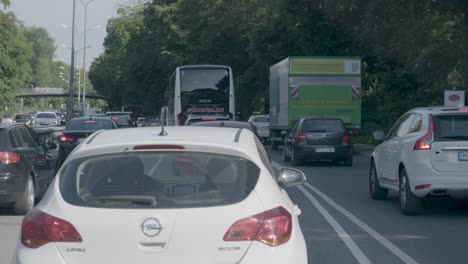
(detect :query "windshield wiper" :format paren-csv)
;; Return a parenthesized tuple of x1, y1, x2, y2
(86, 195, 157, 205)
(441, 136, 468, 140)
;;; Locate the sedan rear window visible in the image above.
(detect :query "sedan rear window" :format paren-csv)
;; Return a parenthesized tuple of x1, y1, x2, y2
(59, 152, 260, 209)
(36, 113, 56, 119)
(301, 119, 344, 133)
(254, 116, 269, 123)
(66, 119, 112, 130)
(433, 115, 468, 141)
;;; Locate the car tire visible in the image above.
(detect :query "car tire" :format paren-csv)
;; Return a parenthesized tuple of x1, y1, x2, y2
(399, 168, 422, 215)
(344, 155, 353, 167)
(291, 148, 303, 166)
(283, 147, 291, 162)
(369, 161, 388, 200)
(272, 140, 279, 151)
(13, 175, 35, 215)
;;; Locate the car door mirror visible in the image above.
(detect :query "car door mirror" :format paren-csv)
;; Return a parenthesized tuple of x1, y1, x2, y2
(278, 168, 306, 187)
(373, 131, 386, 141)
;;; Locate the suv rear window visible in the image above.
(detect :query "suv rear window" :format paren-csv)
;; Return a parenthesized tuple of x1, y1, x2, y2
(301, 119, 344, 133)
(66, 119, 112, 130)
(433, 115, 468, 141)
(254, 116, 269, 123)
(60, 152, 260, 209)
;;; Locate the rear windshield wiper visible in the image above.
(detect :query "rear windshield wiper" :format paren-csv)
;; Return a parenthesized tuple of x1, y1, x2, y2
(85, 195, 157, 205)
(441, 136, 468, 140)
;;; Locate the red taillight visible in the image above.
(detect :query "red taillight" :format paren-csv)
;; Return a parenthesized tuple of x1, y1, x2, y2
(223, 206, 292, 247)
(202, 117, 217, 121)
(21, 209, 82, 249)
(0, 152, 20, 164)
(177, 113, 185, 126)
(84, 120, 96, 123)
(111, 117, 118, 120)
(295, 135, 306, 143)
(415, 184, 431, 190)
(458, 108, 468, 112)
(342, 134, 351, 143)
(414, 115, 433, 150)
(60, 135, 74, 143)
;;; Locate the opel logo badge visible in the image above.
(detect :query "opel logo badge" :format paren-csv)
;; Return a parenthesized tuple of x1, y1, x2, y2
(140, 217, 163, 237)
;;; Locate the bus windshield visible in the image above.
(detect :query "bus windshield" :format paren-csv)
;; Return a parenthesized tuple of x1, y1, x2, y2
(180, 68, 230, 115)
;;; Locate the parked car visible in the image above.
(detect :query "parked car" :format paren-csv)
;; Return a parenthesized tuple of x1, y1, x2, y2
(1, 113, 14, 124)
(32, 112, 59, 127)
(58, 117, 118, 165)
(14, 113, 33, 126)
(0, 124, 58, 215)
(143, 116, 161, 127)
(370, 107, 468, 215)
(190, 120, 261, 139)
(184, 114, 231, 126)
(248, 114, 270, 143)
(282, 117, 353, 166)
(17, 126, 308, 263)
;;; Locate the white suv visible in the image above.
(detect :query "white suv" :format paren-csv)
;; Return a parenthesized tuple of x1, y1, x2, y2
(370, 107, 468, 215)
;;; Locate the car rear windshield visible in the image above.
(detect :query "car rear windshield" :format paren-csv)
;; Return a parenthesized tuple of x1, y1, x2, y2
(254, 116, 269, 123)
(66, 119, 112, 130)
(111, 116, 130, 125)
(59, 151, 260, 209)
(36, 113, 55, 119)
(433, 115, 468, 141)
(15, 115, 30, 120)
(301, 119, 345, 133)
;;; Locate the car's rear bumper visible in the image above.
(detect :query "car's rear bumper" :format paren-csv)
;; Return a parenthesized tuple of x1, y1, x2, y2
(295, 144, 352, 160)
(0, 173, 24, 204)
(406, 160, 468, 198)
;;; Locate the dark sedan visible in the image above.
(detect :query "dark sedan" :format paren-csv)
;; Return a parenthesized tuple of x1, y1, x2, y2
(14, 113, 33, 126)
(58, 117, 118, 164)
(0, 124, 58, 214)
(282, 117, 353, 166)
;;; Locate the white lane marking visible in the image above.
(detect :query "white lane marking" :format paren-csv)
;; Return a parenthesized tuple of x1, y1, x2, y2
(303, 182, 419, 264)
(297, 185, 372, 264)
(271, 161, 419, 264)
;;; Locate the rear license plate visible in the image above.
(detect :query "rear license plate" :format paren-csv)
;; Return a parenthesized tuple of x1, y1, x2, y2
(315, 147, 335, 153)
(458, 152, 468, 161)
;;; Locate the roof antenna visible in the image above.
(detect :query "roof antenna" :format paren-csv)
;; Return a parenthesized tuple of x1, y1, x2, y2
(159, 107, 168, 136)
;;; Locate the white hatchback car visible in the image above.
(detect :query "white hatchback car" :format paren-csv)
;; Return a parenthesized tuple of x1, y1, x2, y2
(248, 115, 270, 143)
(15, 126, 308, 263)
(370, 107, 468, 215)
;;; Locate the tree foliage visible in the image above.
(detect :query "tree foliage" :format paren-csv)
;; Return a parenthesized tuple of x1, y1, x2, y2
(89, 0, 466, 130)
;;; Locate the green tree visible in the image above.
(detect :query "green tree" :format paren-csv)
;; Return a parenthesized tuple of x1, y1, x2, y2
(24, 26, 56, 87)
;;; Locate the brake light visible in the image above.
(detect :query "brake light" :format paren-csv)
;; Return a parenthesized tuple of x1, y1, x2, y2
(295, 135, 306, 143)
(133, 144, 185, 150)
(21, 209, 82, 249)
(458, 108, 468, 112)
(342, 134, 351, 143)
(202, 117, 217, 121)
(60, 135, 74, 143)
(414, 115, 433, 150)
(0, 152, 20, 164)
(111, 117, 118, 120)
(84, 120, 96, 123)
(223, 206, 292, 247)
(415, 184, 431, 190)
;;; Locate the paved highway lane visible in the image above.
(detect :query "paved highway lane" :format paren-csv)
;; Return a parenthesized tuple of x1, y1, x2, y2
(1, 144, 467, 263)
(269, 145, 468, 264)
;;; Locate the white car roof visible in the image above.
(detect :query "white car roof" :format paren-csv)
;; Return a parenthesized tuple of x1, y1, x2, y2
(71, 126, 259, 159)
(408, 106, 468, 115)
(35, 111, 57, 115)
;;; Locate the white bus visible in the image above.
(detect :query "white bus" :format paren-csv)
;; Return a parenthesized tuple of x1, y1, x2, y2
(165, 65, 235, 126)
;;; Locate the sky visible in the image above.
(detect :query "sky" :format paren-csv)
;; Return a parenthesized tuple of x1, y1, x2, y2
(10, 0, 131, 69)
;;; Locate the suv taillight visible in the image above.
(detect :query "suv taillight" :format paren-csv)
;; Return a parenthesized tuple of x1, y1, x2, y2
(223, 206, 292, 247)
(0, 152, 20, 164)
(22, 209, 82, 249)
(414, 114, 434, 150)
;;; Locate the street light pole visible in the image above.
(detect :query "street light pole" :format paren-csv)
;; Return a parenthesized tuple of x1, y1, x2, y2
(67, 0, 77, 122)
(80, 0, 95, 113)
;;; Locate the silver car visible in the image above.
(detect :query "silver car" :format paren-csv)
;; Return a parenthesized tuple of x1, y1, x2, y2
(32, 112, 59, 127)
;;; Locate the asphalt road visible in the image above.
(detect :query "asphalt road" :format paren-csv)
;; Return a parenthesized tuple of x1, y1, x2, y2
(1, 144, 468, 264)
